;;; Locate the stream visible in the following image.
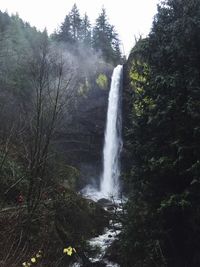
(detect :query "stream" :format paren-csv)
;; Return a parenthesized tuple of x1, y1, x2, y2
(70, 187, 125, 267)
(71, 203, 122, 267)
(71, 65, 124, 266)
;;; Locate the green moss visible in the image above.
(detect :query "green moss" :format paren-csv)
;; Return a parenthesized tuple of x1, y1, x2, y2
(96, 73, 108, 89)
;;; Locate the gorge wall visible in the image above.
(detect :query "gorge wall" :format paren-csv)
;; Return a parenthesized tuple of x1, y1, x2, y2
(55, 65, 113, 188)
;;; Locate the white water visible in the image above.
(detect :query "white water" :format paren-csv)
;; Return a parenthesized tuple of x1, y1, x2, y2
(100, 65, 123, 198)
(88, 220, 121, 266)
(76, 67, 123, 266)
(71, 208, 123, 267)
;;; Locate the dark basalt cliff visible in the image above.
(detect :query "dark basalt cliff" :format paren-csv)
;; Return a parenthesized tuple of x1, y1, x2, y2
(56, 66, 113, 188)
(121, 58, 134, 182)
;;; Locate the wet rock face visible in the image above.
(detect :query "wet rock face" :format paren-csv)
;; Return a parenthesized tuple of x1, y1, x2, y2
(56, 68, 113, 189)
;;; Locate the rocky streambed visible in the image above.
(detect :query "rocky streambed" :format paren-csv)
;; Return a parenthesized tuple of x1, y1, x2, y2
(71, 196, 124, 267)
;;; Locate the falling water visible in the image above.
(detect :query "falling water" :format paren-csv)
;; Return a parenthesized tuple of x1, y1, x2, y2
(100, 65, 123, 198)
(77, 66, 123, 266)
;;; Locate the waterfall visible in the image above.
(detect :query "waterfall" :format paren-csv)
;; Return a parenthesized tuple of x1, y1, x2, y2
(78, 65, 123, 266)
(100, 65, 123, 198)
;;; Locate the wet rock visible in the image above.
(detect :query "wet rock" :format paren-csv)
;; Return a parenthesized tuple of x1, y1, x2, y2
(113, 223, 122, 231)
(106, 206, 115, 212)
(55, 190, 110, 246)
(97, 198, 112, 206)
(97, 198, 118, 212)
(93, 262, 106, 267)
(104, 239, 122, 266)
(89, 262, 106, 267)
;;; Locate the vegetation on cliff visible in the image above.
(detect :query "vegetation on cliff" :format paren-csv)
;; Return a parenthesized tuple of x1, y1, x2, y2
(122, 0, 200, 266)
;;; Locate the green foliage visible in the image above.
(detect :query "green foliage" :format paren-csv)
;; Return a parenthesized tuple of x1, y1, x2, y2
(53, 5, 122, 65)
(78, 77, 90, 97)
(80, 13, 92, 46)
(96, 73, 108, 89)
(92, 8, 122, 65)
(69, 4, 82, 41)
(122, 0, 200, 266)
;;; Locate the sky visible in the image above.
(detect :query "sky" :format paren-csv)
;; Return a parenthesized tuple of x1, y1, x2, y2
(0, 0, 160, 56)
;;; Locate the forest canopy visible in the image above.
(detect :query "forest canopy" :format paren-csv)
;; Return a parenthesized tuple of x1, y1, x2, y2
(122, 0, 200, 266)
(52, 4, 122, 65)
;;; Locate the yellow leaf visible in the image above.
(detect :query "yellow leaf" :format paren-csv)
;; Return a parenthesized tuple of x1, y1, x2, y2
(63, 248, 68, 254)
(63, 246, 73, 256)
(31, 257, 36, 263)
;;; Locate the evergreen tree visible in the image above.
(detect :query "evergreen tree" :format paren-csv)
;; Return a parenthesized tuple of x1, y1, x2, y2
(52, 5, 122, 65)
(123, 0, 200, 266)
(92, 8, 121, 65)
(53, 4, 81, 44)
(80, 13, 92, 46)
(57, 15, 73, 43)
(69, 3, 82, 41)
(0, 11, 11, 33)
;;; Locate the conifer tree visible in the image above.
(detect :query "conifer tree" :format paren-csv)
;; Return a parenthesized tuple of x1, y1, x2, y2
(123, 0, 200, 266)
(92, 8, 121, 65)
(69, 3, 82, 41)
(57, 15, 73, 43)
(80, 13, 92, 46)
(53, 4, 82, 44)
